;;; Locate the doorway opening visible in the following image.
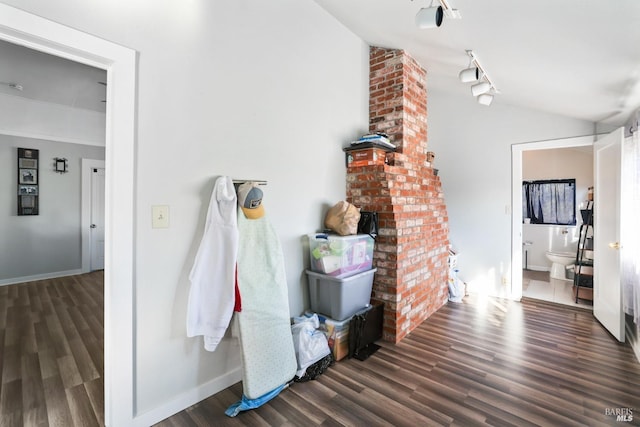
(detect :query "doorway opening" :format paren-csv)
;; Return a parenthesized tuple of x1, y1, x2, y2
(82, 159, 106, 273)
(0, 4, 136, 425)
(520, 147, 593, 309)
(510, 135, 595, 303)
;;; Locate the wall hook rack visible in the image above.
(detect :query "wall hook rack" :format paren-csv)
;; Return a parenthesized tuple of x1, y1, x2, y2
(232, 179, 267, 186)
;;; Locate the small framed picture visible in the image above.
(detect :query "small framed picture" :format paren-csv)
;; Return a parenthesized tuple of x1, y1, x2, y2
(21, 195, 36, 208)
(19, 158, 38, 168)
(18, 194, 38, 215)
(18, 185, 38, 195)
(19, 169, 38, 184)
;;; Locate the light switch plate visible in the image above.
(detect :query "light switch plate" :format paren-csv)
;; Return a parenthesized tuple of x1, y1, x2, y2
(152, 205, 169, 228)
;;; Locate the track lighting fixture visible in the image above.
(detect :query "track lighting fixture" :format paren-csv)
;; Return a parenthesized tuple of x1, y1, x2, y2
(477, 93, 494, 106)
(459, 50, 498, 106)
(471, 81, 491, 97)
(458, 66, 479, 83)
(415, 4, 443, 29)
(0, 81, 23, 91)
(414, 0, 461, 29)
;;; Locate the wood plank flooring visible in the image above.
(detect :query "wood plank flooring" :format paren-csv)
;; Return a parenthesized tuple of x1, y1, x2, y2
(157, 295, 640, 427)
(0, 271, 104, 426)
(3, 273, 639, 426)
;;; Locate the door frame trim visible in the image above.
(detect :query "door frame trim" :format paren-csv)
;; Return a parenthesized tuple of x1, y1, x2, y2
(82, 159, 106, 273)
(0, 4, 137, 425)
(511, 135, 596, 300)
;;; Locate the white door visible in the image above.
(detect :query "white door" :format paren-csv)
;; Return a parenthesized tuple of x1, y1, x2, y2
(593, 127, 624, 342)
(90, 167, 106, 271)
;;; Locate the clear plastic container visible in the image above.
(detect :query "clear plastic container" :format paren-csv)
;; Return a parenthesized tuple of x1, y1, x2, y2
(307, 233, 374, 278)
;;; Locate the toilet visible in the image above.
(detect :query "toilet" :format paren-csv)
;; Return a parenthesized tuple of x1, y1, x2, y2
(546, 251, 575, 280)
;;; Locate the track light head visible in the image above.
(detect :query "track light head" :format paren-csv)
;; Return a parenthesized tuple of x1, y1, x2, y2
(471, 81, 491, 97)
(415, 6, 444, 29)
(0, 82, 24, 91)
(477, 93, 494, 106)
(461, 50, 497, 106)
(458, 67, 479, 83)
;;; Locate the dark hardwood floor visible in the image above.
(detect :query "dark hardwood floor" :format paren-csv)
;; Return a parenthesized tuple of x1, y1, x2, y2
(157, 295, 640, 427)
(3, 273, 639, 426)
(0, 271, 104, 426)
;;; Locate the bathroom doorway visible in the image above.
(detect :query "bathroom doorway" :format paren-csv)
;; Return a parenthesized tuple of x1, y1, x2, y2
(511, 135, 595, 308)
(521, 147, 593, 308)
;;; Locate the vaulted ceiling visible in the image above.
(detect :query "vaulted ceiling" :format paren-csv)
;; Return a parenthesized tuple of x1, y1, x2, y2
(315, 0, 640, 126)
(2, 2, 640, 128)
(0, 39, 106, 113)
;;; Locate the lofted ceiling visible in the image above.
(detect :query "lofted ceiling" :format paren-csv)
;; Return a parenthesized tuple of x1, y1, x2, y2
(0, 39, 106, 113)
(2, 2, 640, 127)
(314, 0, 640, 126)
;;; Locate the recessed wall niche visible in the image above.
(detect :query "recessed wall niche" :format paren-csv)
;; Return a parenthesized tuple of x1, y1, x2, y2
(17, 147, 39, 215)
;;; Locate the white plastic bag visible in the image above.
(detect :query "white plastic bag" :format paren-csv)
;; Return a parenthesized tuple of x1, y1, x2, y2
(291, 314, 330, 377)
(448, 269, 464, 303)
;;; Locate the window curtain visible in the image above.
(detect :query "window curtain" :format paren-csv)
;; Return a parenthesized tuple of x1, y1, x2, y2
(622, 117, 640, 324)
(522, 180, 576, 225)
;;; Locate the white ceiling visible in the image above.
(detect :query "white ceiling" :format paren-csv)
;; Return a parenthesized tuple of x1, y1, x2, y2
(2, 2, 640, 126)
(315, 0, 640, 126)
(0, 39, 106, 113)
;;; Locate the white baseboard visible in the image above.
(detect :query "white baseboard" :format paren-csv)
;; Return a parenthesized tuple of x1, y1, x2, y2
(131, 367, 242, 427)
(524, 265, 550, 272)
(0, 269, 84, 286)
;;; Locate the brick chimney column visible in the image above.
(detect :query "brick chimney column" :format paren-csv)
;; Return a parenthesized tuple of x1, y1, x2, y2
(346, 46, 450, 343)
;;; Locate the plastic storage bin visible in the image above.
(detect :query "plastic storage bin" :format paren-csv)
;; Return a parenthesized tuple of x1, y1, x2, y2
(306, 268, 376, 321)
(308, 233, 374, 278)
(305, 312, 352, 361)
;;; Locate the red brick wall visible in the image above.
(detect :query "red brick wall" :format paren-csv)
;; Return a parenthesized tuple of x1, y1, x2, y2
(347, 47, 450, 343)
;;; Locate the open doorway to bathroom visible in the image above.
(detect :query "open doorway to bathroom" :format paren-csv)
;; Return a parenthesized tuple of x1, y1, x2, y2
(521, 147, 593, 308)
(511, 135, 596, 309)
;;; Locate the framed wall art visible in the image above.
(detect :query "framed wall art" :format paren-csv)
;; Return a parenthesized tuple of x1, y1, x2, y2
(17, 147, 39, 215)
(19, 168, 38, 184)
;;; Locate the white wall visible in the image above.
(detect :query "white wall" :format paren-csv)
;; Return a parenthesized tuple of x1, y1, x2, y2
(0, 135, 105, 283)
(427, 86, 594, 297)
(522, 147, 594, 271)
(0, 0, 369, 422)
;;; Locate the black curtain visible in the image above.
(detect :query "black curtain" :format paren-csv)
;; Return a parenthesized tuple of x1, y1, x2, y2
(522, 179, 576, 225)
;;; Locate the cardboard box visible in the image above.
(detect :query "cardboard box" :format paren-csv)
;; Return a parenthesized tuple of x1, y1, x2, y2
(324, 317, 351, 361)
(345, 147, 388, 167)
(331, 330, 350, 361)
(307, 312, 352, 361)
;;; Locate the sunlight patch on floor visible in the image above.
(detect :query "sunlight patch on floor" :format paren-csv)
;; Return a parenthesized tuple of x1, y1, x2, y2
(522, 276, 592, 309)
